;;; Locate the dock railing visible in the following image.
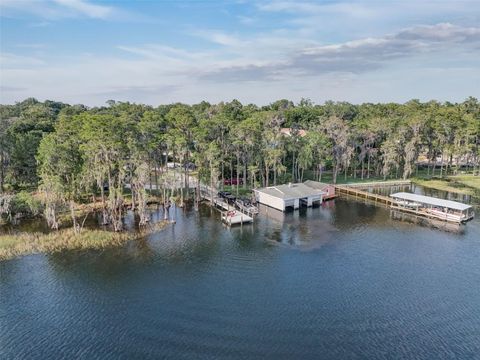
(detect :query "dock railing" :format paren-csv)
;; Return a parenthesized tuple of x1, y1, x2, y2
(334, 185, 394, 205)
(199, 184, 254, 225)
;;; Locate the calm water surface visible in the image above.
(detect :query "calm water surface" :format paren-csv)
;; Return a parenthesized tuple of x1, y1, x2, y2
(1, 185, 480, 359)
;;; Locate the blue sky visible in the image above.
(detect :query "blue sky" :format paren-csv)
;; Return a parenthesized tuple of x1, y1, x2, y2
(1, 0, 479, 106)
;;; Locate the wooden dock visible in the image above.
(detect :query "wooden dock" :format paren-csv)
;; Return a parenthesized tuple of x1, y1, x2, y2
(199, 185, 253, 226)
(334, 185, 394, 205)
(335, 184, 473, 224)
(341, 180, 411, 188)
(201, 192, 234, 211)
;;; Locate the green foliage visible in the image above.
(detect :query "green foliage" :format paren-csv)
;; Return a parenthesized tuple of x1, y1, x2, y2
(11, 191, 43, 217)
(0, 191, 43, 223)
(1, 96, 479, 230)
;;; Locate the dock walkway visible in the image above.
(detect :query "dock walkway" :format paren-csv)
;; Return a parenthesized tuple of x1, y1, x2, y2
(334, 185, 394, 205)
(335, 183, 473, 224)
(341, 180, 411, 188)
(199, 185, 253, 225)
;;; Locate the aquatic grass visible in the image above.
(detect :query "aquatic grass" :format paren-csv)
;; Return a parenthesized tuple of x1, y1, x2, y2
(0, 221, 170, 261)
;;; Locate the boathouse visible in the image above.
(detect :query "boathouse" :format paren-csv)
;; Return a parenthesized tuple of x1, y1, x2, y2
(303, 180, 336, 200)
(254, 183, 325, 211)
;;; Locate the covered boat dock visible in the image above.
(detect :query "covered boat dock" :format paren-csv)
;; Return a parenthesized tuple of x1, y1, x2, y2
(254, 183, 325, 212)
(390, 192, 474, 223)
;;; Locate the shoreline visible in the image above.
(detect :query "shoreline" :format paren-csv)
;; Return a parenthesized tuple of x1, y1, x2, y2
(412, 175, 480, 198)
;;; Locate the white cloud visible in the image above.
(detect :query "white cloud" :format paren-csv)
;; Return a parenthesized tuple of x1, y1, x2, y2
(0, 53, 46, 67)
(237, 15, 255, 25)
(1, 20, 479, 106)
(0, 0, 135, 20)
(258, 0, 480, 41)
(197, 23, 480, 81)
(52, 0, 112, 19)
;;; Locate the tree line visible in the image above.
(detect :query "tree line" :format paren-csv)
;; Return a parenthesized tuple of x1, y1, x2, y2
(1, 97, 479, 230)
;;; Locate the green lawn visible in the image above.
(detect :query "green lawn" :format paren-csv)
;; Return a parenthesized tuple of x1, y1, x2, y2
(218, 170, 480, 199)
(412, 175, 480, 197)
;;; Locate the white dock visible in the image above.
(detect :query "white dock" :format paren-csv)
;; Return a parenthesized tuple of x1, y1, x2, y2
(221, 210, 253, 226)
(199, 185, 254, 226)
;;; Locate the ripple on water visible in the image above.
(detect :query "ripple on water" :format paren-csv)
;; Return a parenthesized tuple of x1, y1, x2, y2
(1, 186, 480, 359)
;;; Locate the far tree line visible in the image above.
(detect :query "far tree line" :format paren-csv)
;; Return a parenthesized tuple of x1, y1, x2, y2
(0, 97, 479, 230)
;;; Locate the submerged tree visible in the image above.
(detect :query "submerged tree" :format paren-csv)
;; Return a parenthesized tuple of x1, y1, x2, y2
(37, 115, 84, 231)
(2, 96, 480, 232)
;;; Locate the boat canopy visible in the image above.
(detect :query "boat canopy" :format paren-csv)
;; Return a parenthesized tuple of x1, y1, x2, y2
(390, 192, 471, 211)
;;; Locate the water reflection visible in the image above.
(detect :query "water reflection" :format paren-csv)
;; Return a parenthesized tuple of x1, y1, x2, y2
(1, 185, 480, 360)
(390, 210, 464, 233)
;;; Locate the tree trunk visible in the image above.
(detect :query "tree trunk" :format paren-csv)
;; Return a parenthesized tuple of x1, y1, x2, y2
(100, 186, 108, 225)
(292, 152, 295, 182)
(236, 153, 240, 196)
(163, 188, 168, 220)
(165, 145, 169, 175)
(130, 182, 136, 211)
(0, 152, 4, 193)
(148, 157, 152, 193)
(171, 202, 176, 223)
(432, 154, 436, 177)
(70, 200, 78, 234)
(243, 161, 247, 190)
(184, 148, 189, 198)
(273, 162, 277, 186)
(221, 158, 225, 191)
(367, 155, 371, 179)
(154, 154, 159, 198)
(440, 152, 444, 177)
(265, 163, 269, 187)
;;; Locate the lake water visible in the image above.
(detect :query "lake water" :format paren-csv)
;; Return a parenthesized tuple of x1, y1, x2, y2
(1, 185, 480, 359)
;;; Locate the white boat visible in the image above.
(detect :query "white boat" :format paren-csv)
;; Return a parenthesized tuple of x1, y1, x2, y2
(222, 210, 253, 225)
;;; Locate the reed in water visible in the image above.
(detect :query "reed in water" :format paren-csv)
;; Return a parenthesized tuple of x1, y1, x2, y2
(0, 221, 169, 261)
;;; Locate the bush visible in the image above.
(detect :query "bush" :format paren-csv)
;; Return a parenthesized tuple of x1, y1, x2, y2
(2, 191, 43, 222)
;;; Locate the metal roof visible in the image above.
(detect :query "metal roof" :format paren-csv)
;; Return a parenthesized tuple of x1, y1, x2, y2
(390, 192, 471, 211)
(304, 180, 332, 191)
(255, 183, 325, 200)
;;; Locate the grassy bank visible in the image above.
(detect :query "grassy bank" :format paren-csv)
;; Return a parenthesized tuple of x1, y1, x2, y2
(412, 175, 480, 197)
(0, 221, 169, 261)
